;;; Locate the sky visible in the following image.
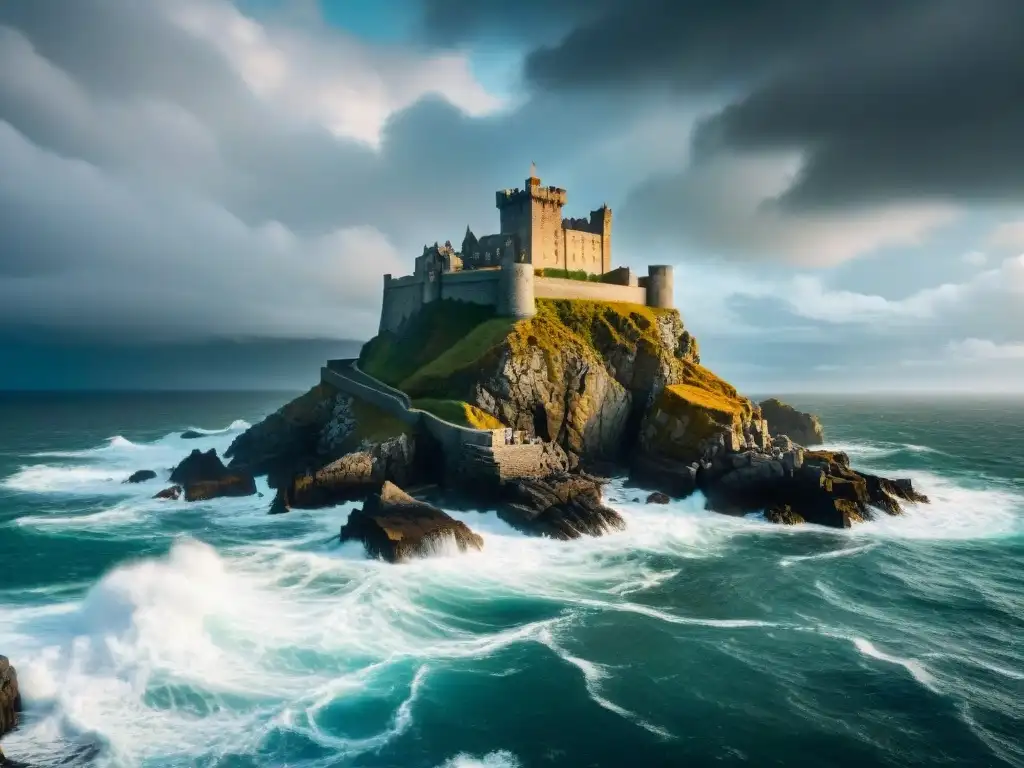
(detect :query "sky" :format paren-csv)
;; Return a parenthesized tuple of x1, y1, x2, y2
(1, 0, 1023, 392)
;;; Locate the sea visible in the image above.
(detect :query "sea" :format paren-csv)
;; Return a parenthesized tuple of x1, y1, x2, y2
(0, 391, 1022, 768)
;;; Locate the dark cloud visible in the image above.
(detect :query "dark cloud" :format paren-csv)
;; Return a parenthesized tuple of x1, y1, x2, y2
(422, 0, 1024, 209)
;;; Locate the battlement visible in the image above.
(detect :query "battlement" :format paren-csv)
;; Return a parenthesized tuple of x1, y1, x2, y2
(496, 184, 568, 208)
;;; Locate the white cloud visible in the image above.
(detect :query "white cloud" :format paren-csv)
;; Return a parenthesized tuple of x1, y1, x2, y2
(947, 338, 1024, 360)
(988, 219, 1024, 251)
(624, 152, 959, 267)
(161, 0, 504, 148)
(0, 119, 402, 340)
(963, 250, 987, 266)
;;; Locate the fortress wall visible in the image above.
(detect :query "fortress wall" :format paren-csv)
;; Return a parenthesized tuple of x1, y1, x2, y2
(563, 229, 604, 273)
(379, 276, 425, 334)
(602, 266, 638, 287)
(440, 269, 502, 307)
(534, 276, 646, 305)
(320, 367, 420, 428)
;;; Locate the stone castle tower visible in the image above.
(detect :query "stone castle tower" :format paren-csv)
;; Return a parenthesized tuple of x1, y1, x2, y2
(490, 164, 612, 275)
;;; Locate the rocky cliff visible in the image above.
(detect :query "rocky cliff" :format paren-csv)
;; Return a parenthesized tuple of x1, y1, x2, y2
(210, 297, 926, 538)
(759, 398, 825, 446)
(360, 299, 701, 460)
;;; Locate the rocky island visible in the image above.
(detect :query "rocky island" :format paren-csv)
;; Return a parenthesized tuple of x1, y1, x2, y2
(150, 169, 928, 561)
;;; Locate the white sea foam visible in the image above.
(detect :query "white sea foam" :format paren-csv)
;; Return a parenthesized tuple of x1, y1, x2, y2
(851, 637, 939, 692)
(439, 751, 521, 768)
(850, 470, 1024, 541)
(780, 543, 879, 567)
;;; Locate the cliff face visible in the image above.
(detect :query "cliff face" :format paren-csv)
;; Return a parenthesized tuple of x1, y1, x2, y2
(361, 299, 703, 459)
(759, 398, 825, 446)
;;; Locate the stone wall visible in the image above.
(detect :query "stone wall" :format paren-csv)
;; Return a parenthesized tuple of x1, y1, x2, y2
(379, 274, 425, 334)
(534, 276, 647, 304)
(563, 228, 604, 273)
(440, 269, 502, 306)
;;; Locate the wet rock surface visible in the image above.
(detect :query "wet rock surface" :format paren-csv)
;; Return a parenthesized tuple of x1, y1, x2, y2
(169, 449, 256, 502)
(0, 656, 21, 761)
(272, 435, 416, 512)
(124, 469, 156, 484)
(497, 472, 625, 539)
(340, 481, 483, 563)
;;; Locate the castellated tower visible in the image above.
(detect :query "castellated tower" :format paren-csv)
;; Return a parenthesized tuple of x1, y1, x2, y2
(498, 244, 536, 319)
(495, 165, 568, 269)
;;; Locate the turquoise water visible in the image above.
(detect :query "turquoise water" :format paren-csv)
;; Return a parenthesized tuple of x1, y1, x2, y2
(1, 392, 1022, 768)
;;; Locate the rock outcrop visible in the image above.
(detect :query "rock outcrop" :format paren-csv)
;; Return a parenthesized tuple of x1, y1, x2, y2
(497, 472, 625, 539)
(272, 434, 416, 512)
(153, 486, 182, 501)
(0, 656, 20, 745)
(168, 449, 256, 502)
(340, 481, 483, 562)
(124, 469, 156, 484)
(179, 430, 204, 440)
(759, 398, 825, 446)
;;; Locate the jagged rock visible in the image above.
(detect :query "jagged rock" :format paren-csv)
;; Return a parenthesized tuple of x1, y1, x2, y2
(273, 434, 416, 511)
(646, 491, 670, 504)
(340, 481, 483, 563)
(498, 472, 625, 539)
(630, 454, 699, 497)
(124, 469, 156, 484)
(168, 449, 256, 502)
(700, 449, 928, 528)
(179, 430, 204, 440)
(0, 656, 20, 741)
(759, 398, 825, 446)
(224, 384, 350, 481)
(153, 485, 182, 501)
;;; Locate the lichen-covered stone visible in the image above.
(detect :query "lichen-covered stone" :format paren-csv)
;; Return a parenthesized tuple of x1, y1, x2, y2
(759, 398, 825, 446)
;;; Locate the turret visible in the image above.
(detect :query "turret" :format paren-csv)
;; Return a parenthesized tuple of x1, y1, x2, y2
(645, 265, 674, 309)
(498, 246, 535, 319)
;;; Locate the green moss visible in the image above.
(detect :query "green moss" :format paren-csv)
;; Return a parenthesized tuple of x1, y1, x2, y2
(412, 399, 505, 429)
(340, 397, 410, 451)
(401, 317, 515, 393)
(534, 268, 605, 283)
(359, 300, 499, 387)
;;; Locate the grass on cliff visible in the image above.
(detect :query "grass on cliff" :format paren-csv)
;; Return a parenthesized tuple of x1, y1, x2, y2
(412, 398, 504, 430)
(534, 268, 604, 283)
(345, 397, 411, 447)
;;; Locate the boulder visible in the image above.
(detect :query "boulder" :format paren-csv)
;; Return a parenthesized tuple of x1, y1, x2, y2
(630, 454, 699, 498)
(700, 449, 929, 529)
(646, 491, 670, 505)
(124, 469, 156, 484)
(340, 482, 483, 563)
(0, 656, 20, 741)
(759, 398, 825, 446)
(168, 449, 256, 502)
(498, 472, 625, 539)
(272, 434, 415, 512)
(153, 486, 182, 501)
(179, 430, 205, 440)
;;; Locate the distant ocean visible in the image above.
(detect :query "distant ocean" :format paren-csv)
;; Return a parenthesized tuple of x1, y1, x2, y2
(1, 391, 1022, 768)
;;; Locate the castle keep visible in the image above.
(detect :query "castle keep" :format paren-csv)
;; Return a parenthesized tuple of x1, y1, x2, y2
(379, 168, 674, 334)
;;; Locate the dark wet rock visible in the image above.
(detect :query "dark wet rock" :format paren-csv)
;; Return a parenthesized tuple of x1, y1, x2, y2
(272, 435, 415, 512)
(179, 430, 205, 440)
(124, 469, 156, 484)
(497, 472, 625, 539)
(646, 491, 670, 504)
(340, 481, 483, 563)
(153, 486, 182, 501)
(700, 449, 929, 529)
(759, 398, 825, 446)
(0, 656, 20, 741)
(630, 454, 698, 498)
(168, 449, 256, 502)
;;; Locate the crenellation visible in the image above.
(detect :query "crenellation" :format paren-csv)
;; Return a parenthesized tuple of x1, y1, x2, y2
(378, 166, 674, 331)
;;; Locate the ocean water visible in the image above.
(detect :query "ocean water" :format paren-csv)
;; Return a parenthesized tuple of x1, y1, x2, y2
(1, 391, 1022, 768)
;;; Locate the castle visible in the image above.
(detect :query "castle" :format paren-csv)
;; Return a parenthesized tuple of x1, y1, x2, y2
(379, 167, 674, 334)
